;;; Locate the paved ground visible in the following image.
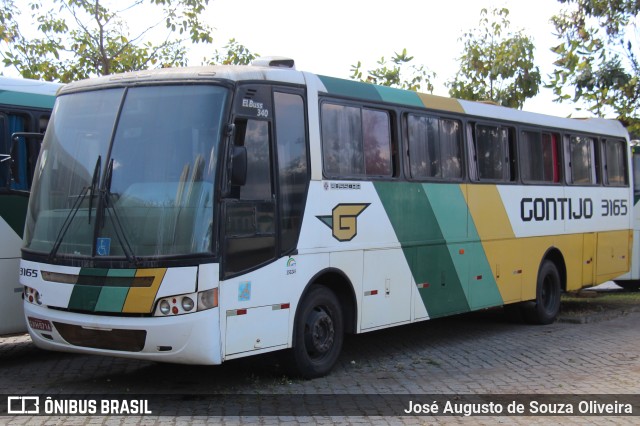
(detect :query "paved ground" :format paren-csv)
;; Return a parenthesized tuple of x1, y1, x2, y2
(0, 297, 638, 424)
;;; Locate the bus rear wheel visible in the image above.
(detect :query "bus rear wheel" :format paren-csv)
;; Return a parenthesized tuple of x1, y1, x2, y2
(525, 260, 561, 325)
(288, 285, 344, 379)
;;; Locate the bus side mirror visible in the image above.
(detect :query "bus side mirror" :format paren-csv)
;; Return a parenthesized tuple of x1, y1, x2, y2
(231, 146, 247, 187)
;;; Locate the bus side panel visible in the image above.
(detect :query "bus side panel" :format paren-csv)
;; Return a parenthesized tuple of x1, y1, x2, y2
(373, 181, 504, 319)
(0, 206, 27, 335)
(0, 257, 25, 334)
(465, 184, 523, 305)
(360, 249, 411, 329)
(596, 230, 633, 281)
(374, 181, 469, 319)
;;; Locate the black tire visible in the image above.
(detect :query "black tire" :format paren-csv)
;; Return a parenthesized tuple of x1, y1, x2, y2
(288, 285, 344, 379)
(525, 260, 562, 325)
(614, 280, 640, 292)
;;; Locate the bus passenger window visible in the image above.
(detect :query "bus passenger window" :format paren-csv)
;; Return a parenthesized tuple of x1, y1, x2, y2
(568, 135, 597, 185)
(363, 109, 392, 176)
(321, 102, 393, 178)
(473, 124, 512, 181)
(407, 114, 462, 180)
(322, 103, 363, 177)
(520, 131, 560, 183)
(603, 139, 627, 186)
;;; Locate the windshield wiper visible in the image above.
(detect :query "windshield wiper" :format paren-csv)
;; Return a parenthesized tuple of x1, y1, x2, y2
(88, 156, 101, 224)
(48, 156, 101, 261)
(98, 158, 138, 266)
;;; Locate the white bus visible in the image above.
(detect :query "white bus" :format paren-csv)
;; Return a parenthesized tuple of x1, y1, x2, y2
(20, 60, 632, 377)
(0, 76, 61, 335)
(613, 142, 640, 290)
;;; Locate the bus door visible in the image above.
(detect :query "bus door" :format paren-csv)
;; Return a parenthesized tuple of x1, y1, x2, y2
(221, 84, 309, 355)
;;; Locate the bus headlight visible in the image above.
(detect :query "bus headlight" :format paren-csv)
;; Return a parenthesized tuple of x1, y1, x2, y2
(159, 300, 171, 315)
(181, 296, 195, 312)
(154, 288, 218, 317)
(198, 288, 218, 311)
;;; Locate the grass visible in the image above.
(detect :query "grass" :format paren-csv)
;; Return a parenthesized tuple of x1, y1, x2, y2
(559, 290, 640, 321)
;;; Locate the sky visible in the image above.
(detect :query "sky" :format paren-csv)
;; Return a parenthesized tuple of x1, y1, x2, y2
(202, 0, 575, 117)
(5, 0, 586, 118)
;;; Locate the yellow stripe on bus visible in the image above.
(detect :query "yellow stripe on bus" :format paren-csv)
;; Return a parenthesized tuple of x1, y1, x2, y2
(122, 268, 167, 313)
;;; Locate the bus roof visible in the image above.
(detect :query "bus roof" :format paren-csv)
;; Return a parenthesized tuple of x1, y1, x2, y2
(0, 76, 62, 109)
(57, 64, 629, 139)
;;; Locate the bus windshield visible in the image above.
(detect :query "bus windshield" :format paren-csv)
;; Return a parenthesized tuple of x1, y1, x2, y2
(24, 84, 228, 260)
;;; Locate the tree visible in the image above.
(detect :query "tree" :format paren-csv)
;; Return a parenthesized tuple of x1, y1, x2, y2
(548, 0, 640, 134)
(448, 8, 540, 109)
(0, 0, 214, 82)
(350, 48, 435, 92)
(206, 38, 259, 66)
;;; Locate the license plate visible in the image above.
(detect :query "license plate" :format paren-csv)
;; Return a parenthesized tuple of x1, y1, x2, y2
(28, 317, 52, 332)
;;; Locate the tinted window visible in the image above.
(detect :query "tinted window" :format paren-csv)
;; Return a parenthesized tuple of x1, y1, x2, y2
(520, 131, 560, 183)
(604, 139, 627, 186)
(225, 117, 276, 275)
(322, 104, 363, 176)
(236, 119, 272, 200)
(474, 124, 512, 181)
(321, 102, 392, 178)
(363, 109, 392, 176)
(568, 135, 597, 184)
(407, 114, 462, 180)
(633, 149, 640, 192)
(274, 92, 308, 253)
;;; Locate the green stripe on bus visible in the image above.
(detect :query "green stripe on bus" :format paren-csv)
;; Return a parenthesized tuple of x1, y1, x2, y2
(465, 242, 503, 309)
(424, 184, 503, 309)
(79, 268, 109, 277)
(0, 193, 29, 238)
(0, 90, 56, 109)
(317, 75, 382, 102)
(374, 182, 470, 318)
(75, 268, 138, 287)
(374, 85, 424, 107)
(107, 269, 137, 278)
(68, 285, 101, 311)
(94, 287, 130, 312)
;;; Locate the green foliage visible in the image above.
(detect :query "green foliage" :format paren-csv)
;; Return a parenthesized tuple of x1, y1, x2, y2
(206, 38, 259, 66)
(548, 0, 640, 134)
(447, 8, 541, 109)
(350, 48, 435, 92)
(0, 0, 214, 82)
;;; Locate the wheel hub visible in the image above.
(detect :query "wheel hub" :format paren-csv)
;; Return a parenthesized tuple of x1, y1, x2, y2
(305, 308, 334, 355)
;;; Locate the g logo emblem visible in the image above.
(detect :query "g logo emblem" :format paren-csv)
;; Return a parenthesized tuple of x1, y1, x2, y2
(317, 203, 370, 242)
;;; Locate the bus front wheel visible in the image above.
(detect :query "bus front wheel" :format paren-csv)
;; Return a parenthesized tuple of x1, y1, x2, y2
(288, 285, 344, 379)
(525, 260, 561, 325)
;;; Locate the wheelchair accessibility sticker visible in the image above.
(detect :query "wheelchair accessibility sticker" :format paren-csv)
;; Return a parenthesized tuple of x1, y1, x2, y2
(96, 238, 111, 256)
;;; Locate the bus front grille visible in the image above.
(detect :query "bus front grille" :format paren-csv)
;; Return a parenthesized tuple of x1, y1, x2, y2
(53, 322, 146, 352)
